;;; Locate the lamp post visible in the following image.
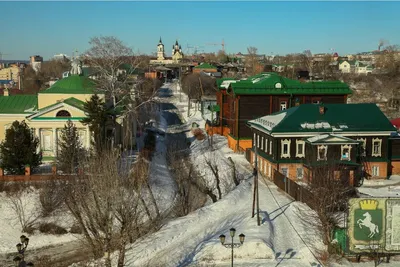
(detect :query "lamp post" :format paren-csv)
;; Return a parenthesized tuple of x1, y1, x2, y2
(219, 228, 245, 267)
(13, 235, 34, 267)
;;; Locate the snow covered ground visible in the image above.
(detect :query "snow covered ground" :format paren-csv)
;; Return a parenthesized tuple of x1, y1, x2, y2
(122, 82, 326, 266)
(358, 175, 400, 197)
(0, 187, 78, 254)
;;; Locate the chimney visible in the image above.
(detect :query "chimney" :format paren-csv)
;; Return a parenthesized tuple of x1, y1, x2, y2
(4, 88, 9, 96)
(319, 105, 325, 115)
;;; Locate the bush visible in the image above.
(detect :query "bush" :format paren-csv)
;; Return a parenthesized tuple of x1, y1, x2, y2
(39, 180, 66, 216)
(69, 223, 83, 234)
(38, 222, 68, 235)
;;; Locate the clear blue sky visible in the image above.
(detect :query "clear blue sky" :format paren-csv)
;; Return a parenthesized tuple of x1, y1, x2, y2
(1, 1, 399, 60)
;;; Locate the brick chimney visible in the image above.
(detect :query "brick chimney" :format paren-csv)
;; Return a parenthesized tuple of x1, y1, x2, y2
(319, 105, 325, 115)
(3, 88, 9, 96)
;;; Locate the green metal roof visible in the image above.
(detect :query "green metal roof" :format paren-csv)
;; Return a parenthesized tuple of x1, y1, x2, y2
(63, 97, 86, 110)
(228, 72, 352, 95)
(40, 75, 98, 94)
(195, 63, 217, 69)
(248, 103, 396, 134)
(0, 95, 38, 114)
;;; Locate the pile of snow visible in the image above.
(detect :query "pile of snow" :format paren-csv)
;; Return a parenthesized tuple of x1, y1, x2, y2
(0, 187, 78, 253)
(357, 175, 400, 197)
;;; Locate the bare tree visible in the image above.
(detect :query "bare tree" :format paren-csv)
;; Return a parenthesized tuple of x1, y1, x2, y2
(296, 146, 357, 252)
(245, 46, 260, 76)
(64, 150, 161, 267)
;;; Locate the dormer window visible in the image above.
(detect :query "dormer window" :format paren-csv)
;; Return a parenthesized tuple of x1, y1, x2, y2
(317, 145, 327, 161)
(341, 145, 351, 161)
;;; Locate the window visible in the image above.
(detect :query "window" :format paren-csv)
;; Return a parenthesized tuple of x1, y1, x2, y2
(296, 168, 303, 179)
(270, 140, 272, 155)
(281, 167, 289, 177)
(253, 133, 256, 146)
(56, 110, 71, 117)
(261, 136, 264, 150)
(268, 164, 272, 177)
(265, 138, 268, 152)
(280, 101, 287, 111)
(296, 140, 305, 158)
(281, 139, 291, 158)
(357, 138, 366, 156)
(341, 145, 351, 161)
(257, 134, 260, 148)
(317, 145, 327, 161)
(372, 166, 380, 176)
(372, 138, 382, 157)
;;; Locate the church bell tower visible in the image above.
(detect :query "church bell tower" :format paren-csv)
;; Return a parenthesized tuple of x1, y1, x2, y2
(157, 37, 165, 60)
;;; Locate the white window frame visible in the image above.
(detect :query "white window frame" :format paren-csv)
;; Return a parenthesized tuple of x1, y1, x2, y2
(270, 140, 272, 155)
(253, 133, 256, 146)
(372, 166, 380, 176)
(296, 167, 303, 179)
(265, 138, 268, 152)
(357, 138, 366, 156)
(281, 139, 291, 158)
(257, 134, 260, 148)
(372, 138, 382, 157)
(341, 144, 352, 161)
(317, 145, 327, 161)
(261, 136, 264, 150)
(280, 101, 287, 111)
(296, 140, 305, 158)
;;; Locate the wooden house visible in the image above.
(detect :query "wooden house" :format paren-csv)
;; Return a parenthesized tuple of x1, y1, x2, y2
(207, 73, 352, 152)
(247, 103, 396, 185)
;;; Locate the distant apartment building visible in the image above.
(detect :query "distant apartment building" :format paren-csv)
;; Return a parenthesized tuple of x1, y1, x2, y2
(0, 66, 20, 83)
(30, 55, 43, 72)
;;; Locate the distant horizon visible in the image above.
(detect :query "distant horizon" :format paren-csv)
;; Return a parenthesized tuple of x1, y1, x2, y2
(1, 1, 399, 60)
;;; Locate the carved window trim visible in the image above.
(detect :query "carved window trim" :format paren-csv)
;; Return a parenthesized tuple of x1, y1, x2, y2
(357, 138, 366, 156)
(296, 140, 305, 158)
(253, 133, 256, 147)
(261, 136, 264, 150)
(372, 138, 382, 157)
(270, 140, 272, 155)
(281, 139, 291, 158)
(317, 145, 327, 161)
(341, 144, 352, 161)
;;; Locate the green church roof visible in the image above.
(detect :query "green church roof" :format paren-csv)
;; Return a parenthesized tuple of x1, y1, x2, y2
(228, 72, 352, 95)
(40, 75, 98, 94)
(0, 95, 38, 114)
(195, 63, 217, 69)
(248, 103, 395, 134)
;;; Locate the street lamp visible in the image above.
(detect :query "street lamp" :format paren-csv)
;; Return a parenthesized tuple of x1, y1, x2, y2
(14, 236, 33, 266)
(219, 228, 245, 267)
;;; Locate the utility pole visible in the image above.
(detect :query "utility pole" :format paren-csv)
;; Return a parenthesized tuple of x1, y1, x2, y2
(252, 144, 261, 226)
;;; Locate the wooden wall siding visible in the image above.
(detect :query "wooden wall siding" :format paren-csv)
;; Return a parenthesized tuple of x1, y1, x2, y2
(227, 94, 236, 135)
(303, 143, 359, 163)
(390, 139, 400, 158)
(239, 95, 270, 137)
(346, 136, 388, 159)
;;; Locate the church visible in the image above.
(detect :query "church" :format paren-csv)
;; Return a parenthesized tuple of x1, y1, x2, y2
(149, 37, 184, 65)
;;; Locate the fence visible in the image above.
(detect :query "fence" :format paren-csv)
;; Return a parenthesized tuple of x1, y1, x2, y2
(0, 166, 71, 182)
(273, 170, 316, 210)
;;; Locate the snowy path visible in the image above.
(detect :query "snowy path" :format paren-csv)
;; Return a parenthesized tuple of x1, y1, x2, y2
(124, 177, 323, 266)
